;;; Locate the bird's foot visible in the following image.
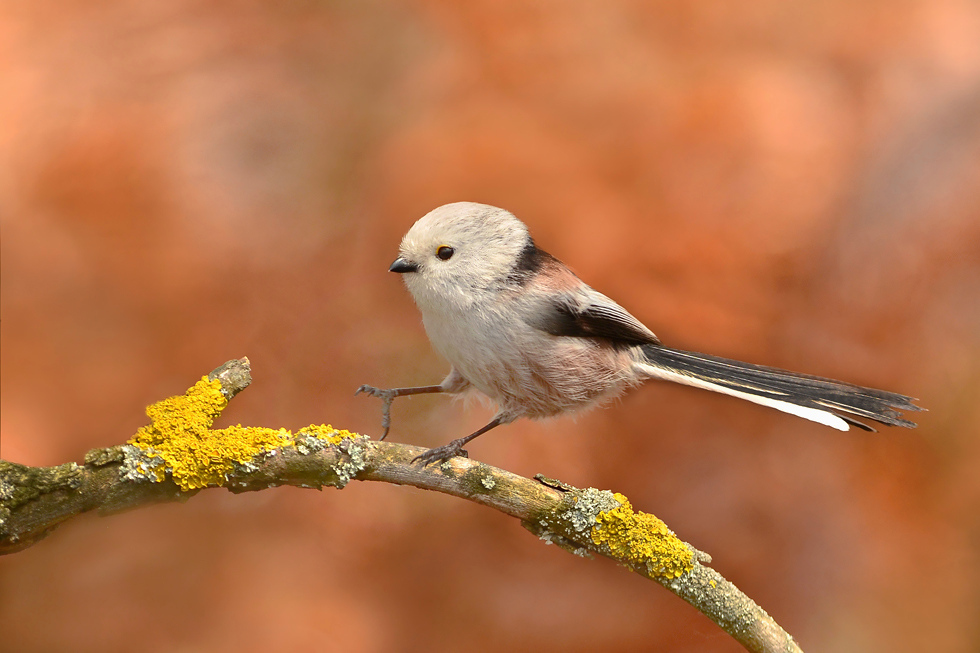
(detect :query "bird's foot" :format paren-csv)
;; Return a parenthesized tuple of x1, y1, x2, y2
(355, 384, 398, 401)
(412, 440, 469, 467)
(355, 384, 395, 440)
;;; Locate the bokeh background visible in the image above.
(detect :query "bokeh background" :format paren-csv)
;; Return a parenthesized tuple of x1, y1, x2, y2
(2, 2, 979, 651)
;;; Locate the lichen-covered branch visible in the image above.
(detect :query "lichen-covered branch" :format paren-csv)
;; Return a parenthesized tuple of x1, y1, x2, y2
(0, 358, 803, 653)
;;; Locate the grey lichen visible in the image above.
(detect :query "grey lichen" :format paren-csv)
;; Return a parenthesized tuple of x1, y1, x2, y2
(294, 431, 329, 456)
(233, 459, 261, 475)
(330, 436, 369, 489)
(0, 474, 14, 502)
(520, 487, 625, 562)
(522, 516, 595, 559)
(119, 444, 167, 483)
(559, 487, 621, 533)
(459, 465, 500, 496)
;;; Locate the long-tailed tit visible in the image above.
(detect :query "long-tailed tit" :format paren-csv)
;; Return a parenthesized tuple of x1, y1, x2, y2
(358, 202, 921, 465)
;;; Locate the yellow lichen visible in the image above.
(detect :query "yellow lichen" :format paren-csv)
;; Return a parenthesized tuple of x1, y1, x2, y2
(299, 424, 358, 445)
(128, 377, 360, 491)
(590, 492, 693, 579)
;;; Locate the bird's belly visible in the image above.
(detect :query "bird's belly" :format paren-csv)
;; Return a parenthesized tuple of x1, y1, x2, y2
(423, 309, 637, 419)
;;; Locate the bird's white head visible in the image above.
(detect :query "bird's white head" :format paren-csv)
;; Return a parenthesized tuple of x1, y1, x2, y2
(390, 202, 532, 312)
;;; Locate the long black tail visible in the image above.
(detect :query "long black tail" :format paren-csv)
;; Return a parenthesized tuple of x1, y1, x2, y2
(636, 345, 922, 431)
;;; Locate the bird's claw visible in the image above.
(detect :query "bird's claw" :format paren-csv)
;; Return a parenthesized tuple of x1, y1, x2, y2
(412, 441, 469, 467)
(355, 384, 392, 400)
(355, 384, 395, 440)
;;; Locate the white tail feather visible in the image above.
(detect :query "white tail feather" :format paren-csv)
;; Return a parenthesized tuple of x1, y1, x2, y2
(635, 363, 851, 431)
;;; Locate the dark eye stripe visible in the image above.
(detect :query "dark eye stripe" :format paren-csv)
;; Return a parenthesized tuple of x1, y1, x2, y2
(436, 245, 454, 261)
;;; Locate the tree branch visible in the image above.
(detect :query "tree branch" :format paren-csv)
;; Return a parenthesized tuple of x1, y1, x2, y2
(0, 357, 803, 653)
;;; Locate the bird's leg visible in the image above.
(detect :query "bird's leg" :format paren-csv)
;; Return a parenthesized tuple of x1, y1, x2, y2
(355, 384, 445, 440)
(413, 417, 503, 467)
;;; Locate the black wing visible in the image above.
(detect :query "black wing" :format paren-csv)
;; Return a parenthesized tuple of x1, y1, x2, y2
(529, 292, 660, 347)
(511, 242, 659, 347)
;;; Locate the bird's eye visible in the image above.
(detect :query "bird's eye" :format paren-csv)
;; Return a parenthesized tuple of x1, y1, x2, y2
(436, 245, 455, 261)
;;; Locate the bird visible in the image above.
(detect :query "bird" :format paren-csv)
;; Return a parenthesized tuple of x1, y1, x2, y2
(357, 202, 922, 466)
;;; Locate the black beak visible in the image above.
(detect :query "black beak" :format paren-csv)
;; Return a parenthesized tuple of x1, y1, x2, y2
(389, 257, 419, 274)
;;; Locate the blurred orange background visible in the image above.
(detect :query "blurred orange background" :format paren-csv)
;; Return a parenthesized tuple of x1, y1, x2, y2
(2, 2, 979, 652)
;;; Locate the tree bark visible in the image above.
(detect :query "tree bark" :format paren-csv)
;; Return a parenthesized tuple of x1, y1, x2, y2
(0, 357, 803, 653)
